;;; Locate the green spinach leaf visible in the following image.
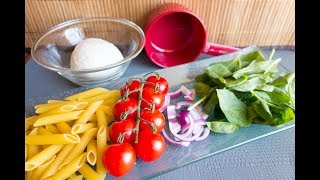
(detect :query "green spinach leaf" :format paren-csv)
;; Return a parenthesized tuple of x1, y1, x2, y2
(217, 89, 251, 126)
(206, 121, 240, 133)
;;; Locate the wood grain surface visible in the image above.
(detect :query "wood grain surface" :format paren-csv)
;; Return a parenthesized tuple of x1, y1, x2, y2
(25, 0, 295, 48)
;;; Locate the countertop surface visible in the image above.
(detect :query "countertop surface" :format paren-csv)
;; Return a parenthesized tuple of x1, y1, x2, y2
(25, 48, 295, 180)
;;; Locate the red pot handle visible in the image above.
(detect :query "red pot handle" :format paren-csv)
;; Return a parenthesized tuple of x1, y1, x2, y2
(202, 42, 240, 56)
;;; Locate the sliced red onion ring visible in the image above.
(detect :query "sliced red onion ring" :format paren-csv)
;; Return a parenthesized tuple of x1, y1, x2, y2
(174, 125, 203, 142)
(192, 124, 202, 135)
(169, 113, 194, 140)
(168, 89, 182, 99)
(195, 127, 210, 141)
(184, 95, 194, 101)
(176, 101, 194, 109)
(180, 85, 193, 96)
(161, 130, 188, 146)
(195, 108, 208, 120)
(159, 94, 171, 113)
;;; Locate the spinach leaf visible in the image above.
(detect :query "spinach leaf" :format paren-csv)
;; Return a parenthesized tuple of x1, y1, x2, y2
(203, 89, 219, 115)
(233, 58, 281, 79)
(206, 121, 240, 133)
(194, 82, 212, 98)
(239, 50, 265, 67)
(217, 89, 251, 126)
(195, 73, 216, 87)
(270, 72, 295, 108)
(252, 85, 291, 108)
(230, 73, 274, 92)
(205, 57, 242, 79)
(253, 101, 273, 121)
(218, 75, 248, 88)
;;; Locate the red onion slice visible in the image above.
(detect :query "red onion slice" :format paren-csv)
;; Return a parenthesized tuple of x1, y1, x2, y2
(174, 125, 204, 142)
(195, 127, 210, 141)
(168, 89, 182, 99)
(161, 130, 188, 146)
(180, 85, 193, 96)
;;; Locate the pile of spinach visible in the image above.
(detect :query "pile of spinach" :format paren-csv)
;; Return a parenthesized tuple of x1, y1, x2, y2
(194, 50, 295, 133)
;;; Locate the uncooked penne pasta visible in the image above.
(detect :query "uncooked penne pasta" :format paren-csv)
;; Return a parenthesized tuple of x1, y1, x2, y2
(68, 175, 84, 180)
(40, 144, 76, 179)
(47, 100, 65, 103)
(52, 152, 87, 179)
(28, 155, 56, 180)
(98, 104, 114, 117)
(25, 144, 64, 171)
(72, 101, 103, 126)
(27, 128, 39, 161)
(86, 139, 97, 166)
(102, 97, 119, 106)
(35, 101, 80, 114)
(65, 87, 109, 101)
(59, 128, 98, 169)
(96, 126, 107, 178)
(45, 124, 60, 134)
(33, 110, 84, 127)
(78, 163, 103, 180)
(71, 123, 97, 134)
(56, 122, 72, 134)
(96, 109, 107, 128)
(87, 114, 97, 122)
(26, 116, 37, 132)
(26, 134, 80, 145)
(80, 90, 120, 104)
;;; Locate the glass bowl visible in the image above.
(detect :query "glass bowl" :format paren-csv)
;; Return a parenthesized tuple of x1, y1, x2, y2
(31, 17, 145, 86)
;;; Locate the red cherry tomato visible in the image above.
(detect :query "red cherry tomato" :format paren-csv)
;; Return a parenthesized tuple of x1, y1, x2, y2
(113, 98, 138, 121)
(145, 76, 169, 95)
(140, 109, 165, 134)
(109, 119, 136, 144)
(120, 80, 141, 99)
(141, 87, 164, 110)
(133, 130, 166, 162)
(102, 143, 136, 177)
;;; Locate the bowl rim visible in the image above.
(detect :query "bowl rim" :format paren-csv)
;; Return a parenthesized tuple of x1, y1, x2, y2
(31, 17, 146, 73)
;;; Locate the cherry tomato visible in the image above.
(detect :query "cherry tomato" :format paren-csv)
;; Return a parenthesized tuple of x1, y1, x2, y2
(113, 98, 138, 121)
(109, 119, 136, 144)
(141, 87, 164, 110)
(120, 80, 141, 99)
(102, 143, 136, 177)
(133, 130, 166, 162)
(140, 109, 165, 134)
(145, 75, 169, 95)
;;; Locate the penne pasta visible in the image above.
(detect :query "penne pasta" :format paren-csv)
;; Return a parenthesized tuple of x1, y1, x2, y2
(25, 144, 64, 171)
(37, 126, 52, 149)
(26, 116, 37, 132)
(40, 144, 76, 179)
(45, 124, 60, 134)
(102, 97, 119, 106)
(59, 128, 98, 169)
(26, 134, 80, 145)
(96, 109, 107, 128)
(71, 123, 97, 134)
(98, 104, 114, 117)
(87, 114, 97, 122)
(68, 173, 77, 178)
(72, 101, 103, 126)
(78, 163, 103, 180)
(28, 155, 56, 180)
(68, 175, 84, 180)
(52, 152, 87, 179)
(26, 129, 39, 180)
(80, 90, 120, 104)
(56, 122, 72, 134)
(27, 128, 39, 160)
(65, 87, 109, 101)
(33, 110, 84, 127)
(25, 144, 27, 162)
(35, 101, 78, 114)
(96, 126, 107, 178)
(47, 100, 65, 103)
(86, 139, 97, 166)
